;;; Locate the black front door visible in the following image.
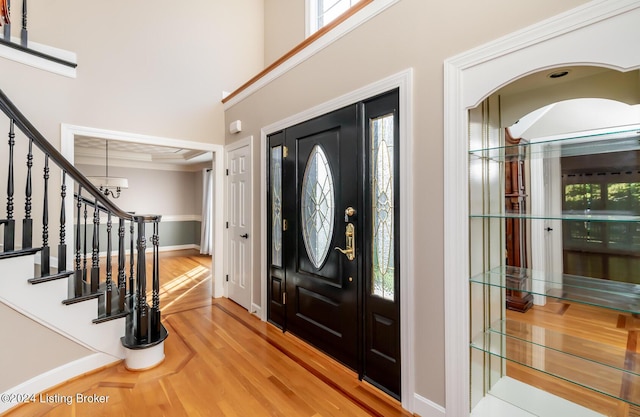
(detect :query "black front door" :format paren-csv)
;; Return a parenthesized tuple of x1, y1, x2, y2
(267, 90, 400, 398)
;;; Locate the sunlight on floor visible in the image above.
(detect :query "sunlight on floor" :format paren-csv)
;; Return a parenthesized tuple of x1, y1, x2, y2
(154, 265, 209, 297)
(144, 264, 212, 312)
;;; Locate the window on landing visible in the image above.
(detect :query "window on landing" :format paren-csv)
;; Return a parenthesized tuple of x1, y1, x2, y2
(307, 0, 362, 36)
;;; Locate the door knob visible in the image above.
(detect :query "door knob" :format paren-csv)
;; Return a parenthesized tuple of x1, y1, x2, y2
(240, 233, 249, 239)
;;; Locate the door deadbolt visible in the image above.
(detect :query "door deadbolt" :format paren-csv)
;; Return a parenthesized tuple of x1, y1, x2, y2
(344, 206, 356, 222)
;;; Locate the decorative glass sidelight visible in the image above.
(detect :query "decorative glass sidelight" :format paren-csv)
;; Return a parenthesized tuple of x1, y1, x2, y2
(271, 146, 283, 267)
(371, 114, 395, 301)
(301, 144, 335, 269)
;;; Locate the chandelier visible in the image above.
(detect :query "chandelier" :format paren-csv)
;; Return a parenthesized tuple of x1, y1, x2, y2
(87, 140, 128, 198)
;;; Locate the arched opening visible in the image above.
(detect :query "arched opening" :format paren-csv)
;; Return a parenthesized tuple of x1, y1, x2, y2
(468, 66, 640, 415)
(444, 5, 640, 416)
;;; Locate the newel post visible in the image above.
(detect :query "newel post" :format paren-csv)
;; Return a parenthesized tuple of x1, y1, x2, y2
(121, 215, 167, 371)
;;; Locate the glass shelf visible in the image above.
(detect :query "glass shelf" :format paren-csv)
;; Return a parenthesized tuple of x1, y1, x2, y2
(488, 319, 640, 378)
(469, 128, 640, 161)
(470, 266, 640, 314)
(470, 322, 640, 406)
(468, 211, 640, 223)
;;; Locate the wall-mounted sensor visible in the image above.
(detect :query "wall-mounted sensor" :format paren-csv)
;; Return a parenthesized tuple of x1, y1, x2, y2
(229, 120, 242, 134)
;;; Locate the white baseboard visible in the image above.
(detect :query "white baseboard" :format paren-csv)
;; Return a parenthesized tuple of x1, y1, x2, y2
(0, 352, 120, 413)
(414, 393, 446, 417)
(96, 243, 200, 258)
(250, 303, 262, 318)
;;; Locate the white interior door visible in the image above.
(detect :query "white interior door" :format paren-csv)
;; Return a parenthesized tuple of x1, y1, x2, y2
(227, 142, 252, 310)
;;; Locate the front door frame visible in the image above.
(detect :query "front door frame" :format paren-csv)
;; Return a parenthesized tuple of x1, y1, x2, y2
(444, 1, 640, 416)
(259, 68, 415, 408)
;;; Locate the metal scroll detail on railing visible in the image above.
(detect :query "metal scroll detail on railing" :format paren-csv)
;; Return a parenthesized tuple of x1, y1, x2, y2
(0, 86, 167, 351)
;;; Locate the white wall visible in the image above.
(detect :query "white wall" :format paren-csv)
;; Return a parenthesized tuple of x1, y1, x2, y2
(3, 0, 264, 146)
(75, 164, 201, 218)
(0, 303, 91, 392)
(264, 0, 305, 65)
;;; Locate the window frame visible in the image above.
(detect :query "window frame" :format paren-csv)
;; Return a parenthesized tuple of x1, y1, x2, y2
(305, 0, 363, 37)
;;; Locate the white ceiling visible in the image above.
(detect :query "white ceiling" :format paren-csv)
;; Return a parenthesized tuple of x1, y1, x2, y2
(74, 136, 213, 171)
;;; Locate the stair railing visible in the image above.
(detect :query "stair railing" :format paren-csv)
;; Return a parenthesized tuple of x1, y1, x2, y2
(0, 87, 166, 350)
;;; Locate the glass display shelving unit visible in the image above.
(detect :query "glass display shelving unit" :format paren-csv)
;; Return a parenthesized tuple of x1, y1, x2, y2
(469, 126, 640, 416)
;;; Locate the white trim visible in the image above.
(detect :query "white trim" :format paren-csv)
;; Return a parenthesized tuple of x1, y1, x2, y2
(74, 155, 211, 173)
(61, 124, 219, 152)
(305, 0, 314, 37)
(259, 68, 415, 411)
(413, 393, 446, 417)
(123, 342, 165, 370)
(60, 124, 224, 303)
(0, 37, 77, 78)
(0, 353, 119, 413)
(224, 0, 400, 110)
(251, 302, 262, 317)
(94, 244, 200, 258)
(161, 214, 202, 222)
(443, 1, 640, 416)
(224, 136, 254, 305)
(472, 377, 604, 417)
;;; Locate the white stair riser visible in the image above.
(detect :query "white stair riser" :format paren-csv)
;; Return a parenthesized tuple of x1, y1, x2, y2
(0, 254, 125, 358)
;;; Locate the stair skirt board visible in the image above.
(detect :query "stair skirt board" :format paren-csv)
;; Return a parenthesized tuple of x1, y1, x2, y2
(0, 353, 120, 414)
(0, 254, 127, 359)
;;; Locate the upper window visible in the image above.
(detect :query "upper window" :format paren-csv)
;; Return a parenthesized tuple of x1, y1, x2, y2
(307, 0, 362, 36)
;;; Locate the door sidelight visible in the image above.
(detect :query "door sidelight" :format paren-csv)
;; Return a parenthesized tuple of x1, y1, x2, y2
(335, 223, 355, 261)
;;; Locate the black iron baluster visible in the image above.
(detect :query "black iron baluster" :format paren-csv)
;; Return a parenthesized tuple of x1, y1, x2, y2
(117, 218, 126, 311)
(22, 137, 32, 249)
(129, 218, 134, 307)
(74, 186, 82, 297)
(83, 201, 88, 285)
(90, 198, 99, 293)
(58, 171, 66, 272)
(2, 0, 9, 41)
(105, 212, 112, 315)
(40, 155, 49, 276)
(20, 0, 26, 47)
(150, 219, 161, 339)
(135, 219, 148, 343)
(4, 119, 15, 252)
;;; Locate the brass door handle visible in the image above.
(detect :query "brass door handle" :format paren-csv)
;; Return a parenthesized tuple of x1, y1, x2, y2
(335, 223, 355, 261)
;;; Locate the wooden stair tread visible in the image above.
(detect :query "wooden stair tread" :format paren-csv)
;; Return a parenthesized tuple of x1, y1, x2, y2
(0, 247, 40, 260)
(28, 270, 73, 285)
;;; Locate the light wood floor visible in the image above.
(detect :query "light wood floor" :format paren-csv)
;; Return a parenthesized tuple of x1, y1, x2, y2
(2, 250, 411, 417)
(506, 300, 640, 417)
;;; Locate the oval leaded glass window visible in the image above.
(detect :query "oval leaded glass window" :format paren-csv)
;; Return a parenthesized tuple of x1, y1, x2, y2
(301, 145, 335, 269)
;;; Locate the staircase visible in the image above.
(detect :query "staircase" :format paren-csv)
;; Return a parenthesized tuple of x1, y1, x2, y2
(0, 88, 167, 413)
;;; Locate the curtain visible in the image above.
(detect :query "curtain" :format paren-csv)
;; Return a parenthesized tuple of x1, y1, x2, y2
(200, 169, 214, 255)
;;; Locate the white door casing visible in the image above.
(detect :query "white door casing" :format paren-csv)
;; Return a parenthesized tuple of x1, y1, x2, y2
(60, 124, 224, 298)
(226, 137, 252, 311)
